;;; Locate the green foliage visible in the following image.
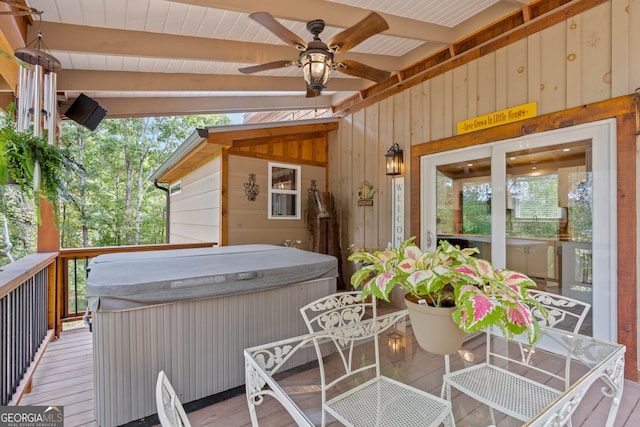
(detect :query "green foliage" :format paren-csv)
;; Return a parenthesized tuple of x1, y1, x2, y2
(462, 182, 492, 235)
(2, 112, 231, 264)
(348, 237, 546, 344)
(0, 104, 78, 223)
(0, 186, 37, 266)
(58, 114, 230, 248)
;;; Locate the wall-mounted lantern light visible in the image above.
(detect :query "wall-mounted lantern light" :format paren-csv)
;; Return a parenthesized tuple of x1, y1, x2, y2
(385, 143, 403, 176)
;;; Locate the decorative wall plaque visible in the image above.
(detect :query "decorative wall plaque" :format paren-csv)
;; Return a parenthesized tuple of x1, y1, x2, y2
(244, 173, 260, 201)
(356, 181, 375, 206)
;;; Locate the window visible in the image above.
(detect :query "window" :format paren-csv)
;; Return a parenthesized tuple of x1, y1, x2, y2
(268, 162, 301, 219)
(509, 174, 561, 219)
(170, 181, 181, 196)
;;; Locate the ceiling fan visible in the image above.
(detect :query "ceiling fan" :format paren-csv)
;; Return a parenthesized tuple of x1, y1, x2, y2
(239, 12, 392, 97)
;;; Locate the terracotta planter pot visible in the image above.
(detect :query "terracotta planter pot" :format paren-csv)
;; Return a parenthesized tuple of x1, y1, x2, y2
(404, 294, 466, 355)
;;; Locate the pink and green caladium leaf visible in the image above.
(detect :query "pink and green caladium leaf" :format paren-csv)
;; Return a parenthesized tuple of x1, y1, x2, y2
(451, 264, 485, 286)
(475, 258, 497, 279)
(453, 285, 500, 332)
(505, 300, 540, 343)
(347, 251, 379, 264)
(350, 266, 375, 289)
(405, 269, 443, 295)
(502, 270, 536, 286)
(371, 271, 402, 301)
(402, 244, 423, 261)
(397, 257, 417, 274)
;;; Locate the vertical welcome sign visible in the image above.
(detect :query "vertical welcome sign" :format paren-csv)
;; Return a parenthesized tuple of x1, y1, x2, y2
(392, 177, 404, 248)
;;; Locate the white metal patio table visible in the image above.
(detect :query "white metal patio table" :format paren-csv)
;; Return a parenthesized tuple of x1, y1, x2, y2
(521, 326, 626, 426)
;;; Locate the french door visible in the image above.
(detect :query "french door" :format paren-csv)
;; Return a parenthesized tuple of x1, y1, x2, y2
(420, 119, 617, 340)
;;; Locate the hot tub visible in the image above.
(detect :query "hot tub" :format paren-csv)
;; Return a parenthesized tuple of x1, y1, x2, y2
(86, 244, 337, 427)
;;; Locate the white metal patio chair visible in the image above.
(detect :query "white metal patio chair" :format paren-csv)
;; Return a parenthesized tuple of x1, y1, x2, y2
(156, 370, 192, 427)
(300, 292, 455, 427)
(441, 289, 591, 424)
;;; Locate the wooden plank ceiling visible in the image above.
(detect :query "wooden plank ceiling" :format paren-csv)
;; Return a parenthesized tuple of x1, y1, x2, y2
(0, 0, 584, 119)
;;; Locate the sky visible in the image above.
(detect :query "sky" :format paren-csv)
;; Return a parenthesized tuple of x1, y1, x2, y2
(227, 113, 244, 124)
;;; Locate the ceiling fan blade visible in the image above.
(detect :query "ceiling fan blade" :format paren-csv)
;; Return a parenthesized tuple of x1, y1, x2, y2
(238, 60, 295, 74)
(249, 12, 307, 49)
(336, 60, 391, 83)
(328, 12, 389, 53)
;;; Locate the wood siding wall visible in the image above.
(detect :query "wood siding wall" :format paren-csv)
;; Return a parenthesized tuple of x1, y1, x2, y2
(330, 2, 621, 246)
(225, 155, 326, 250)
(169, 156, 221, 244)
(330, 0, 639, 376)
(166, 123, 333, 247)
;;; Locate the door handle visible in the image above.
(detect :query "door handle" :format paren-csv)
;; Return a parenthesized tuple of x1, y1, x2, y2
(427, 231, 433, 247)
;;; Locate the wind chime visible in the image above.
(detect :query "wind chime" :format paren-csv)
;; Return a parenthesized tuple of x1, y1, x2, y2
(14, 11, 61, 146)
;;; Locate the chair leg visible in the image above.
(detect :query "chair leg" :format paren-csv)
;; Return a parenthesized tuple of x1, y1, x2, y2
(440, 381, 451, 401)
(445, 408, 456, 427)
(247, 396, 260, 427)
(441, 355, 451, 400)
(489, 406, 496, 426)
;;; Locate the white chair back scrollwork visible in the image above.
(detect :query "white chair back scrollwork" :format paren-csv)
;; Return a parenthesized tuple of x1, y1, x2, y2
(301, 292, 455, 427)
(299, 291, 375, 333)
(528, 289, 591, 333)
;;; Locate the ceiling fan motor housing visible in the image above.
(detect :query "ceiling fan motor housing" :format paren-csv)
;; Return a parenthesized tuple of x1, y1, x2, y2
(306, 19, 326, 37)
(300, 39, 334, 92)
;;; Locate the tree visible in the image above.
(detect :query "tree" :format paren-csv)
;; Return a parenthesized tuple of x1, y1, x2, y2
(59, 114, 230, 248)
(3, 113, 231, 264)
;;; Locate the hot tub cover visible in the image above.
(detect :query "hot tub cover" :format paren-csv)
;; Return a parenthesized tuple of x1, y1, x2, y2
(86, 244, 337, 311)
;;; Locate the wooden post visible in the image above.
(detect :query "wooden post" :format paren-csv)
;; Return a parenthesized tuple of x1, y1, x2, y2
(37, 198, 62, 336)
(37, 198, 60, 252)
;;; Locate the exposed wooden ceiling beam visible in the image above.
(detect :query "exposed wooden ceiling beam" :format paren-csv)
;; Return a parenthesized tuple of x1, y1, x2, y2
(74, 95, 335, 118)
(170, 0, 455, 43)
(33, 22, 401, 72)
(0, 31, 18, 91)
(0, 4, 30, 93)
(56, 69, 365, 92)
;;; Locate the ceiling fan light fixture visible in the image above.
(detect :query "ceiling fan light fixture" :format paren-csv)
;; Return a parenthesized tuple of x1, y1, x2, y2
(243, 12, 390, 96)
(301, 49, 333, 93)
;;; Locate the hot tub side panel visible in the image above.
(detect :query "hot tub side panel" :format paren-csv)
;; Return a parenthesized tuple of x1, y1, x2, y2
(92, 277, 335, 427)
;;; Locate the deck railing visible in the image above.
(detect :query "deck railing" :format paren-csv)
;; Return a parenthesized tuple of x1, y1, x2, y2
(0, 242, 216, 405)
(0, 252, 57, 405)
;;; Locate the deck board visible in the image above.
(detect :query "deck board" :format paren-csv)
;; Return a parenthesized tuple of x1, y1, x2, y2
(17, 324, 640, 426)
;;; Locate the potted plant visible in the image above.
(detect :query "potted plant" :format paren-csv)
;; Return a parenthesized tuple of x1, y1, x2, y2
(0, 103, 76, 222)
(348, 237, 545, 355)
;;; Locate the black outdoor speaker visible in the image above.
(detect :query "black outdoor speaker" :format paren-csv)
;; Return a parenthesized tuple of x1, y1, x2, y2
(64, 94, 108, 131)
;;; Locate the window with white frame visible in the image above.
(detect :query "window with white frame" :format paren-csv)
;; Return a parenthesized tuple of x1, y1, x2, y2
(509, 174, 561, 219)
(170, 181, 181, 196)
(268, 162, 301, 219)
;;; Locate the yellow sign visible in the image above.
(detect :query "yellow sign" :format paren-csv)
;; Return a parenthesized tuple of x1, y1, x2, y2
(457, 102, 537, 135)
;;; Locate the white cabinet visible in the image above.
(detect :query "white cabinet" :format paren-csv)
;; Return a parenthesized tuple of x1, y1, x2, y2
(506, 239, 554, 280)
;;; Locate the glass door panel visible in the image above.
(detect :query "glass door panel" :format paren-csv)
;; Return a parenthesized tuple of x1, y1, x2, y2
(435, 157, 492, 260)
(421, 119, 616, 340)
(505, 141, 592, 334)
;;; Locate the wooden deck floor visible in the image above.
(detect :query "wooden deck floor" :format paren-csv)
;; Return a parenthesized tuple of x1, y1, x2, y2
(18, 326, 640, 427)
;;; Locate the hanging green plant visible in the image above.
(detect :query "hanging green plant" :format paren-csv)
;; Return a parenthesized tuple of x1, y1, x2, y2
(0, 103, 77, 223)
